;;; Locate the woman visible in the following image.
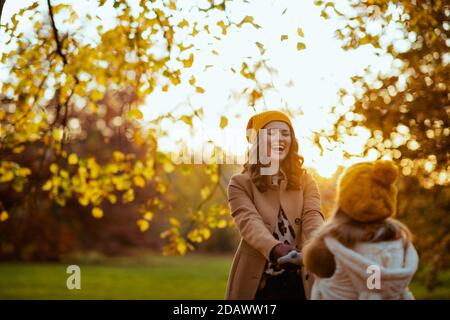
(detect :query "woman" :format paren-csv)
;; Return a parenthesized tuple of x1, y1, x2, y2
(225, 110, 324, 300)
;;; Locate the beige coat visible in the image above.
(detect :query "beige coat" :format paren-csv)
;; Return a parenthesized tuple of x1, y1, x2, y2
(225, 169, 324, 300)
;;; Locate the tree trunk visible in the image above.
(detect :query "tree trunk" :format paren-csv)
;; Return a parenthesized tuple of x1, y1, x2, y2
(0, 0, 6, 24)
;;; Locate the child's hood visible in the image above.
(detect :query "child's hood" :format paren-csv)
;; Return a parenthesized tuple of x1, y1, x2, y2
(324, 237, 419, 299)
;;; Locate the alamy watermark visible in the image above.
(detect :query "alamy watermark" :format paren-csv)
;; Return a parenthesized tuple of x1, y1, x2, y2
(66, 265, 81, 290)
(170, 128, 284, 176)
(366, 265, 381, 290)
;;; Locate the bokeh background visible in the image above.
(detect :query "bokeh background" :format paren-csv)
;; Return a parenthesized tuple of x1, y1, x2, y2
(0, 0, 448, 299)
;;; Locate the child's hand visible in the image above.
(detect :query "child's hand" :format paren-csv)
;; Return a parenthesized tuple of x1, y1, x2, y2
(277, 250, 303, 266)
(269, 243, 297, 262)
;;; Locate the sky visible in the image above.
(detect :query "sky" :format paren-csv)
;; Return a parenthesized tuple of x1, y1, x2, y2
(0, 0, 392, 177)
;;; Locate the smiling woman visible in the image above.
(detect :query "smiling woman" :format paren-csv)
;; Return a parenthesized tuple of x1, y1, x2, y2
(225, 110, 324, 300)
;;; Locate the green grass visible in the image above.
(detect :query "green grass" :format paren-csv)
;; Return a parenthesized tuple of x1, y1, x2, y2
(0, 252, 232, 299)
(0, 252, 448, 299)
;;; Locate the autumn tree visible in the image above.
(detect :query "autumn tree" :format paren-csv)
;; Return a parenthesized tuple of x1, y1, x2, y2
(0, 0, 256, 256)
(315, 0, 449, 287)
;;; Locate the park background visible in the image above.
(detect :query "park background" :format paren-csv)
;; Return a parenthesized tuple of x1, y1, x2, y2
(0, 0, 448, 299)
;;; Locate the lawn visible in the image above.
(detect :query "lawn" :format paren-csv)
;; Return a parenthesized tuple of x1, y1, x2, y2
(0, 252, 448, 299)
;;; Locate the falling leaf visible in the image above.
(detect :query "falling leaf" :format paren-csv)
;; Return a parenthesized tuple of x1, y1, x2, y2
(195, 86, 205, 94)
(220, 116, 228, 129)
(179, 115, 193, 126)
(216, 20, 227, 35)
(297, 27, 305, 37)
(181, 53, 194, 68)
(255, 41, 265, 55)
(178, 19, 189, 28)
(281, 34, 288, 41)
(297, 42, 307, 50)
(237, 16, 261, 29)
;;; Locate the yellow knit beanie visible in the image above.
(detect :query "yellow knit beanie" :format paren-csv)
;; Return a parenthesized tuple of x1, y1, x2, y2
(246, 110, 293, 143)
(337, 160, 400, 223)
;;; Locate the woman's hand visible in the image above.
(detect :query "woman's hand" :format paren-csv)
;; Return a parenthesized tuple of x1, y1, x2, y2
(269, 243, 297, 262)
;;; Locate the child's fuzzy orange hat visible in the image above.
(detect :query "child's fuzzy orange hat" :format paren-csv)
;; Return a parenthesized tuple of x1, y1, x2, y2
(337, 160, 400, 223)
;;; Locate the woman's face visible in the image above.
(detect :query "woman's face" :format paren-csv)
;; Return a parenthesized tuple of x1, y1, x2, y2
(263, 121, 292, 162)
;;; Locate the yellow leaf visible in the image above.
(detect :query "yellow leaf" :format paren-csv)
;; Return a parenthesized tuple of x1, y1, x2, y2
(216, 20, 227, 35)
(281, 34, 288, 41)
(127, 109, 143, 120)
(195, 86, 205, 94)
(107, 194, 117, 204)
(17, 167, 31, 177)
(217, 219, 227, 228)
(13, 145, 24, 154)
(162, 161, 174, 173)
(143, 211, 154, 221)
(113, 151, 125, 162)
(201, 228, 211, 240)
(122, 188, 135, 203)
(176, 241, 187, 255)
(297, 27, 305, 37)
(137, 219, 149, 232)
(189, 76, 196, 86)
(237, 15, 261, 29)
(219, 116, 228, 129)
(50, 163, 58, 174)
(60, 170, 69, 179)
(179, 115, 192, 127)
(297, 42, 307, 50)
(90, 89, 103, 101)
(200, 186, 210, 200)
(178, 19, 189, 28)
(79, 196, 89, 206)
(169, 217, 180, 227)
(0, 171, 14, 183)
(68, 153, 78, 165)
(91, 207, 103, 219)
(156, 182, 166, 194)
(52, 128, 63, 141)
(181, 53, 194, 68)
(133, 175, 145, 187)
(0, 210, 9, 222)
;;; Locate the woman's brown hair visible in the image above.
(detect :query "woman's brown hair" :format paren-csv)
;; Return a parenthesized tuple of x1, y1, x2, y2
(241, 123, 305, 192)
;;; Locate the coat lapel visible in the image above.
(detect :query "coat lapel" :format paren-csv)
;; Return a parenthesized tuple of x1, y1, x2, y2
(279, 169, 302, 238)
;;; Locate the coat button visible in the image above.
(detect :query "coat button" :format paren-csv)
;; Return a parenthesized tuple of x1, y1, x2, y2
(295, 218, 301, 225)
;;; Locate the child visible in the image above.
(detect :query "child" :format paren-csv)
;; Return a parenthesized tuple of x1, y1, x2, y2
(303, 160, 419, 300)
